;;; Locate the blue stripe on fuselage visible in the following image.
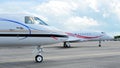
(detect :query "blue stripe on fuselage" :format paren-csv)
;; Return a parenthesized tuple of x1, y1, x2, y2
(0, 18, 31, 34)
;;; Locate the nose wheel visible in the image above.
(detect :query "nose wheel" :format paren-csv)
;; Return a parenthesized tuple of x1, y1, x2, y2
(34, 45, 43, 63)
(35, 55, 43, 63)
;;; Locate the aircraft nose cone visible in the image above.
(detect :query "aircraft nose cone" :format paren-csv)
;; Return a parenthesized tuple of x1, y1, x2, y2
(109, 36, 114, 40)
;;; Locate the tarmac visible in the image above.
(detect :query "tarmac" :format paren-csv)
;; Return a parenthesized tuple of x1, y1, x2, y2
(0, 41, 120, 68)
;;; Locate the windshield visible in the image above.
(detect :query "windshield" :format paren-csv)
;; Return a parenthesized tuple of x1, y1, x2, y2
(25, 16, 48, 26)
(34, 17, 48, 25)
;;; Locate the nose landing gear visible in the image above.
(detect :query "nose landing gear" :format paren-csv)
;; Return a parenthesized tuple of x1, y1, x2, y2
(34, 45, 43, 63)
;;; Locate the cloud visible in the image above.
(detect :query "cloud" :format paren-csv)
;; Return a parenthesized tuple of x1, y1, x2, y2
(34, 0, 101, 17)
(63, 16, 100, 32)
(33, 0, 102, 27)
(0, 1, 33, 13)
(35, 0, 78, 16)
(86, 0, 100, 12)
(109, 0, 120, 19)
(102, 11, 110, 18)
(93, 0, 120, 19)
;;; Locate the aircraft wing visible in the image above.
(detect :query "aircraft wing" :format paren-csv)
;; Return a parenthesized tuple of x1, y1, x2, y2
(65, 36, 87, 42)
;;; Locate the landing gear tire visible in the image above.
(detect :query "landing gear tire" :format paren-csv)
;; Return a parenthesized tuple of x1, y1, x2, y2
(63, 42, 71, 48)
(99, 41, 101, 47)
(35, 55, 43, 63)
(99, 44, 101, 47)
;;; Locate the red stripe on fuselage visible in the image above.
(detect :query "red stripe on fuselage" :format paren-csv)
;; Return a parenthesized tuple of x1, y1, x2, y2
(66, 32, 103, 39)
(51, 36, 58, 40)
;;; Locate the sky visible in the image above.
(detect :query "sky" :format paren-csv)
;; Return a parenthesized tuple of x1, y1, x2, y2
(0, 0, 120, 36)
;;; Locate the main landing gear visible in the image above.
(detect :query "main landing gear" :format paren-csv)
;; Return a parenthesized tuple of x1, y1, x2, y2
(98, 40, 101, 47)
(34, 45, 43, 63)
(63, 42, 71, 48)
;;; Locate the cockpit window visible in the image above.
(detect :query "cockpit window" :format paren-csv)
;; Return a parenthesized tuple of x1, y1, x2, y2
(34, 17, 48, 25)
(25, 16, 48, 26)
(25, 16, 34, 24)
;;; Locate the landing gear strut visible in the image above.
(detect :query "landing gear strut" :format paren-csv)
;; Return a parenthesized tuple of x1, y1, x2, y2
(34, 45, 43, 63)
(63, 42, 71, 48)
(99, 41, 101, 47)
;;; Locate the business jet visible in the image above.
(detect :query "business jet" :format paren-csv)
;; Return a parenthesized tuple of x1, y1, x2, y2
(63, 32, 113, 48)
(0, 13, 68, 63)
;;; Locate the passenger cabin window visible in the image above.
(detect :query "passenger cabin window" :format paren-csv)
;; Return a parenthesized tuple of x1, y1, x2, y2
(25, 16, 48, 26)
